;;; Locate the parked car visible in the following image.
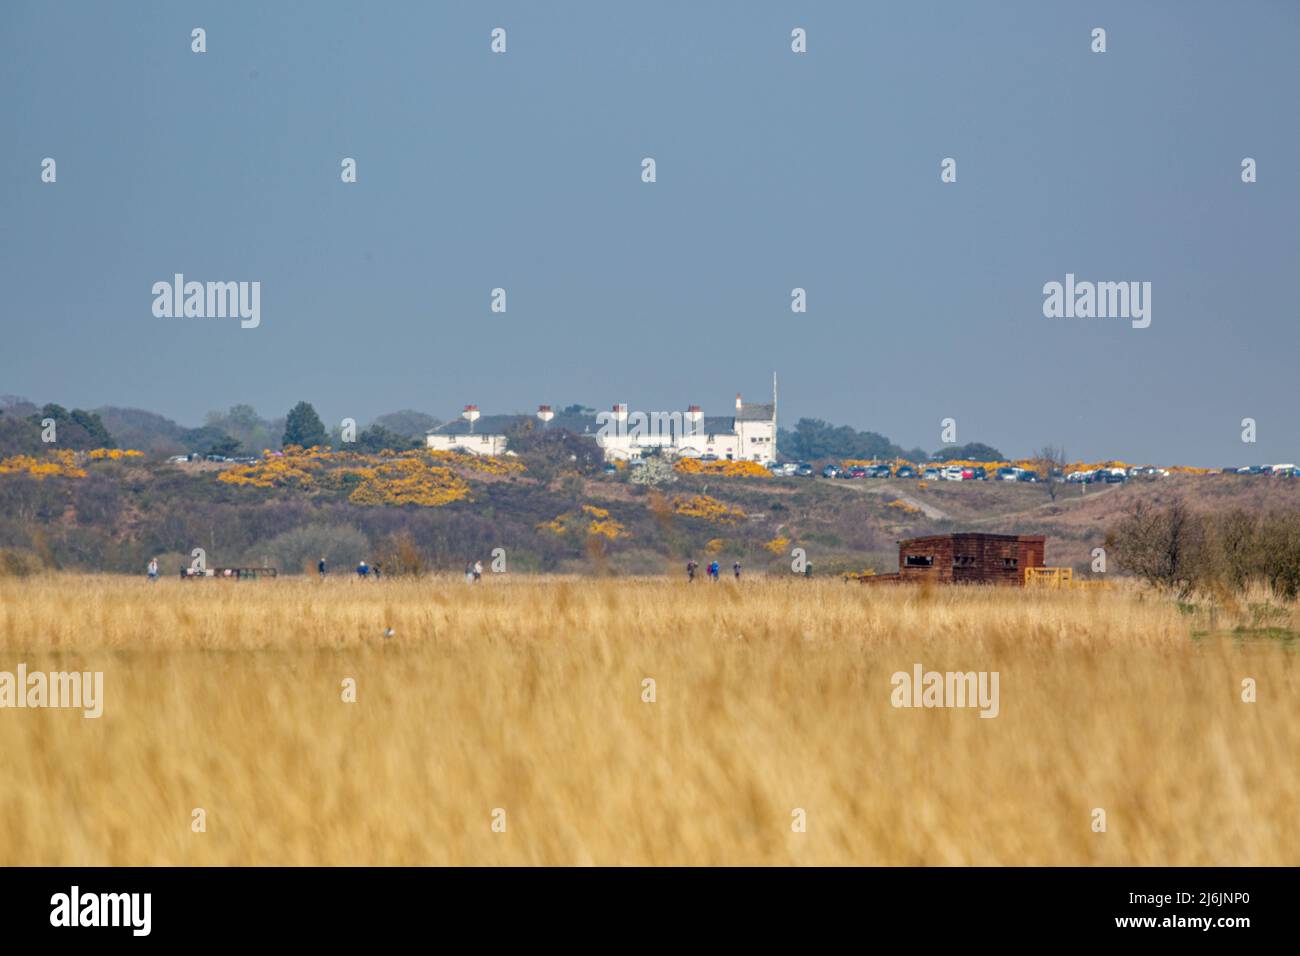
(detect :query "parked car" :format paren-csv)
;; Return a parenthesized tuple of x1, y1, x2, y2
(848, 466, 868, 479)
(996, 467, 1019, 481)
(795, 463, 814, 477)
(941, 466, 964, 481)
(865, 465, 892, 479)
(602, 463, 619, 474)
(922, 467, 941, 481)
(895, 465, 917, 479)
(821, 464, 842, 479)
(970, 466, 987, 481)
(1017, 470, 1039, 482)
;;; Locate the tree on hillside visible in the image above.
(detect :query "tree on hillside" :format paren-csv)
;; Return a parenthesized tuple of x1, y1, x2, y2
(207, 404, 277, 453)
(179, 425, 239, 457)
(629, 457, 676, 486)
(208, 434, 242, 458)
(780, 418, 905, 462)
(23, 404, 115, 450)
(94, 407, 188, 455)
(282, 402, 327, 449)
(353, 424, 418, 453)
(932, 442, 1004, 462)
(509, 425, 602, 483)
(0, 408, 43, 456)
(370, 410, 441, 441)
(1034, 445, 1067, 501)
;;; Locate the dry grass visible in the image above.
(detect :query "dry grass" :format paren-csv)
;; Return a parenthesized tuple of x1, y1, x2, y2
(1, 574, 1296, 865)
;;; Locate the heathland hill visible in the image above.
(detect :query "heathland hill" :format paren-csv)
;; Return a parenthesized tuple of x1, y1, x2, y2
(1, 436, 1297, 582)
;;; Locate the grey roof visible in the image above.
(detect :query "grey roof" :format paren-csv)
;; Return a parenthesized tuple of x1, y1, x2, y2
(735, 402, 775, 422)
(427, 403, 771, 437)
(429, 414, 528, 436)
(429, 412, 599, 437)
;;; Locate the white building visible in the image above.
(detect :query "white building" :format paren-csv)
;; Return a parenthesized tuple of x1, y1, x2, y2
(425, 405, 511, 455)
(596, 392, 778, 464)
(425, 432, 509, 456)
(423, 384, 779, 463)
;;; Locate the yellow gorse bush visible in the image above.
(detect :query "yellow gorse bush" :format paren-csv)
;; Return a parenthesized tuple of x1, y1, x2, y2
(674, 458, 769, 478)
(219, 450, 325, 489)
(217, 447, 511, 504)
(671, 494, 745, 524)
(425, 449, 525, 476)
(538, 504, 628, 539)
(0, 451, 86, 479)
(87, 448, 144, 460)
(764, 536, 790, 555)
(0, 448, 146, 479)
(346, 458, 470, 507)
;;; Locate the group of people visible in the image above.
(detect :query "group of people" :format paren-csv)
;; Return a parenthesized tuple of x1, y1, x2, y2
(686, 559, 741, 582)
(148, 553, 765, 584)
(317, 557, 382, 580)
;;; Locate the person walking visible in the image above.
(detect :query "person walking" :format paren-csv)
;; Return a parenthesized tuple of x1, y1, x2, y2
(146, 557, 159, 582)
(473, 560, 483, 583)
(318, 556, 327, 579)
(686, 559, 698, 582)
(356, 560, 369, 579)
(708, 560, 720, 581)
(733, 561, 742, 581)
(465, 561, 474, 584)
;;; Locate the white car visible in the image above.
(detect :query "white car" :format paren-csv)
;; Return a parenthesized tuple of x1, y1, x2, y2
(941, 466, 964, 481)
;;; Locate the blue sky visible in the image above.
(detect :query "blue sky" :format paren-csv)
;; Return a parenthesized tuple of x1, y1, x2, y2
(2, 1, 1297, 465)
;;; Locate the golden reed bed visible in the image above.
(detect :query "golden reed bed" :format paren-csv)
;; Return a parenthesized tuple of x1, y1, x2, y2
(1, 574, 1296, 865)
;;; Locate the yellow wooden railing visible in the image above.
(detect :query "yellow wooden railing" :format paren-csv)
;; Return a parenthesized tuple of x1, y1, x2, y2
(1024, 567, 1110, 589)
(1025, 567, 1072, 588)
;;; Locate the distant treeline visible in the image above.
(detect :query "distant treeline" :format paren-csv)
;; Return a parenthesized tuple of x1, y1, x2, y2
(778, 418, 1003, 463)
(0, 397, 441, 459)
(4, 397, 1005, 464)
